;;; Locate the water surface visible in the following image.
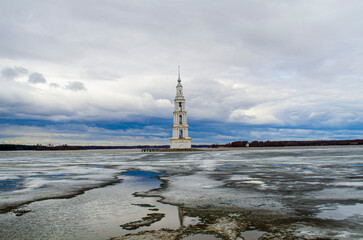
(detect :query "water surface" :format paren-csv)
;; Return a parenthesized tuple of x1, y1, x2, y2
(0, 146, 362, 239)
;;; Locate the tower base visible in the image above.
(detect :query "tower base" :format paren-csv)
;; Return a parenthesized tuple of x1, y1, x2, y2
(170, 139, 191, 149)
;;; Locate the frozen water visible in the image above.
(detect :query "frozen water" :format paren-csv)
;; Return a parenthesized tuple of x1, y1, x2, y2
(0, 146, 363, 239)
(181, 234, 221, 239)
(0, 169, 198, 240)
(239, 230, 266, 240)
(317, 203, 363, 220)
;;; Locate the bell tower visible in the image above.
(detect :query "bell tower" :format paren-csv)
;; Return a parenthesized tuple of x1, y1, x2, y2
(170, 66, 191, 149)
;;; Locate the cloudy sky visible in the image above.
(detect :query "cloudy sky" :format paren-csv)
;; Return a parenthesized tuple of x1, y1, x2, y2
(1, 0, 363, 145)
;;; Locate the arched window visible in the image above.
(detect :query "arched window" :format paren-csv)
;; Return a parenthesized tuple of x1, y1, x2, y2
(179, 115, 182, 124)
(179, 103, 182, 111)
(179, 130, 183, 138)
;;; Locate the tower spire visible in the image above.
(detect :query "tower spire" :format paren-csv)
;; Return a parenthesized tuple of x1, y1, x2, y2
(178, 65, 181, 83)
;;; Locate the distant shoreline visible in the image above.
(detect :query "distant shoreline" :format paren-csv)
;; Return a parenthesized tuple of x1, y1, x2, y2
(1, 139, 363, 151)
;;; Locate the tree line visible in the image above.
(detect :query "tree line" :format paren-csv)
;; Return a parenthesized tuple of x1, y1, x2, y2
(210, 139, 363, 148)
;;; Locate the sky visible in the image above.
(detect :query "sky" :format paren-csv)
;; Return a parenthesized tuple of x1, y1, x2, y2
(1, 0, 363, 145)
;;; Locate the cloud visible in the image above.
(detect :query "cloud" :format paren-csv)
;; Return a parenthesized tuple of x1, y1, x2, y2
(1, 1, 363, 144)
(0, 66, 28, 80)
(65, 81, 87, 92)
(49, 82, 60, 88)
(28, 72, 47, 84)
(2, 119, 363, 145)
(0, 73, 173, 122)
(0, 122, 171, 145)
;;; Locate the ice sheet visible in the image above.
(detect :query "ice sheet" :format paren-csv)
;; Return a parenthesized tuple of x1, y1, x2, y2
(1, 146, 362, 239)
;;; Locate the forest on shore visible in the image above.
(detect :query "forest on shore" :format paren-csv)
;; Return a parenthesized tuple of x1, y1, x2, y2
(214, 139, 363, 148)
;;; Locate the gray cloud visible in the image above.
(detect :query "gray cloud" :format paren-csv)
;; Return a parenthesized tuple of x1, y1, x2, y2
(0, 123, 170, 145)
(28, 72, 47, 84)
(0, 66, 28, 80)
(49, 82, 60, 88)
(65, 81, 87, 92)
(1, 1, 363, 143)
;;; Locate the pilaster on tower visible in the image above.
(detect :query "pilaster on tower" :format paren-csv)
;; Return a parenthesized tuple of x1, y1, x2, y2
(170, 66, 191, 149)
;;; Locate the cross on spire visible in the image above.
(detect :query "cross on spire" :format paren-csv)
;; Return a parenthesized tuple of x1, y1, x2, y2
(178, 65, 181, 83)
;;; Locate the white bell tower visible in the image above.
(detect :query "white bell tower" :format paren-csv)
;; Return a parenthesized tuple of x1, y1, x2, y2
(170, 66, 191, 149)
